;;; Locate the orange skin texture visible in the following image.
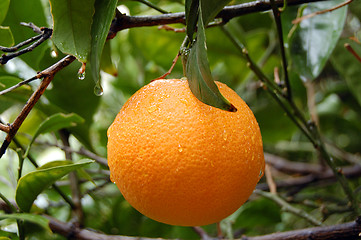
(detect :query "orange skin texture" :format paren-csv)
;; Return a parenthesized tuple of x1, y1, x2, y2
(107, 79, 265, 226)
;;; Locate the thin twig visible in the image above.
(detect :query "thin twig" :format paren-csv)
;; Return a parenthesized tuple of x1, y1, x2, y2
(345, 43, 361, 63)
(265, 164, 277, 194)
(0, 34, 42, 53)
(255, 189, 323, 226)
(107, 0, 330, 39)
(0, 123, 10, 133)
(38, 140, 108, 166)
(59, 130, 84, 226)
(152, 51, 181, 80)
(222, 22, 360, 215)
(0, 27, 52, 65)
(269, 0, 292, 100)
(158, 25, 186, 32)
(20, 22, 43, 34)
(257, 164, 361, 192)
(292, 0, 353, 24)
(0, 76, 38, 96)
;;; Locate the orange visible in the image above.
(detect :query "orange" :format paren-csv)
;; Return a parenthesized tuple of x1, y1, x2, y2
(107, 79, 264, 226)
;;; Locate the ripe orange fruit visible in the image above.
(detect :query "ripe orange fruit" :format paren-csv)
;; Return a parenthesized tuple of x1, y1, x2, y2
(107, 79, 264, 226)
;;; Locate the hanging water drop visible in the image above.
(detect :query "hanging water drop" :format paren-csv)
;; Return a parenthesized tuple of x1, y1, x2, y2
(94, 84, 104, 96)
(50, 50, 58, 58)
(77, 62, 86, 80)
(78, 71, 85, 80)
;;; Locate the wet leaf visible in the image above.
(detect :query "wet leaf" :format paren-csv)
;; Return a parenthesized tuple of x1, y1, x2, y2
(89, 0, 118, 84)
(0, 213, 51, 233)
(50, 0, 95, 62)
(15, 159, 94, 212)
(200, 0, 231, 26)
(185, 0, 231, 41)
(288, 0, 347, 81)
(185, 0, 199, 40)
(186, 8, 236, 112)
(24, 113, 84, 158)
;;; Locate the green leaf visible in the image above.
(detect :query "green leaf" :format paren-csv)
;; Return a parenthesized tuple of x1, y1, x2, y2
(185, 0, 199, 40)
(185, 0, 231, 41)
(38, 160, 96, 186)
(15, 159, 94, 212)
(100, 41, 117, 76)
(200, 0, 231, 26)
(185, 9, 236, 111)
(288, 0, 347, 81)
(0, 213, 51, 233)
(0, 26, 14, 47)
(89, 0, 118, 85)
(0, 0, 10, 25)
(50, 0, 95, 62)
(24, 113, 84, 158)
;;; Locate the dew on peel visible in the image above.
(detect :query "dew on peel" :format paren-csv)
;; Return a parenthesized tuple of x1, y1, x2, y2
(147, 105, 157, 113)
(178, 144, 183, 153)
(223, 129, 228, 141)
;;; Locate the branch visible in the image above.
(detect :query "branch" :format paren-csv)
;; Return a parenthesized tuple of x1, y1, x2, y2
(41, 215, 361, 240)
(257, 164, 361, 191)
(255, 190, 323, 226)
(0, 25, 52, 64)
(0, 55, 76, 158)
(107, 0, 329, 38)
(243, 217, 361, 240)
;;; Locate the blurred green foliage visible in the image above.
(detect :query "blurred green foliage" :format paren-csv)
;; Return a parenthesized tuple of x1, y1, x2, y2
(0, 0, 361, 239)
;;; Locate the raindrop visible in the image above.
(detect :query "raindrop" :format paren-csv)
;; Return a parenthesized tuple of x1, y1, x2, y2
(78, 63, 86, 80)
(78, 71, 85, 80)
(50, 50, 58, 58)
(259, 169, 264, 179)
(94, 83, 104, 96)
(147, 105, 157, 113)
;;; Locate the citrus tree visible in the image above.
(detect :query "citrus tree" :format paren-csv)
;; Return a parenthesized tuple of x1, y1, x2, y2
(1, 0, 361, 239)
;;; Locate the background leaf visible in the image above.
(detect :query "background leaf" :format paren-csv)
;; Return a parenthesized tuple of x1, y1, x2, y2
(0, 0, 10, 25)
(49, 0, 95, 62)
(186, 9, 235, 111)
(0, 213, 51, 233)
(15, 159, 94, 212)
(0, 26, 14, 47)
(24, 113, 84, 158)
(287, 0, 347, 81)
(89, 0, 118, 86)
